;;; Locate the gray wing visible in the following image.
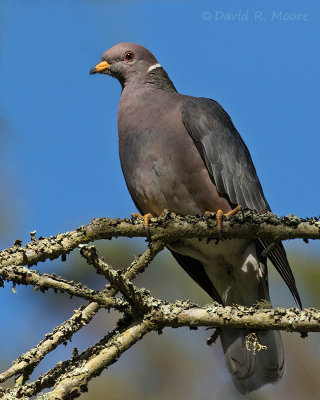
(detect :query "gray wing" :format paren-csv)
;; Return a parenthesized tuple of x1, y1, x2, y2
(182, 97, 301, 308)
(182, 97, 268, 210)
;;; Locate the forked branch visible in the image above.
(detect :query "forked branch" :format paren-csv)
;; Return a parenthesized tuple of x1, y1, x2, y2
(0, 212, 319, 399)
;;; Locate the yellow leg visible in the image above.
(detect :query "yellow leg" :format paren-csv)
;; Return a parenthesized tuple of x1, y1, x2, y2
(225, 205, 242, 217)
(205, 205, 242, 236)
(131, 212, 153, 228)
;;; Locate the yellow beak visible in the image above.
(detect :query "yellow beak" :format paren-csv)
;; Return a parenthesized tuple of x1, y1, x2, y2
(90, 61, 110, 74)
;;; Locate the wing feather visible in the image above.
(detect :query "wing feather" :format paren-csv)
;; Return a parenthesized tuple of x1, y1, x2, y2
(182, 97, 301, 308)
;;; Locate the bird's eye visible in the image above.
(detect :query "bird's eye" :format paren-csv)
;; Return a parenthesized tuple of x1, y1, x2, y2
(124, 51, 135, 62)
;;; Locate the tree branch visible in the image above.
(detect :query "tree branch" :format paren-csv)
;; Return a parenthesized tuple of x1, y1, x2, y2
(13, 316, 154, 399)
(156, 302, 320, 332)
(80, 245, 151, 308)
(9, 302, 320, 399)
(0, 304, 99, 385)
(0, 264, 124, 309)
(0, 241, 164, 390)
(45, 317, 153, 400)
(1, 213, 319, 399)
(0, 212, 319, 270)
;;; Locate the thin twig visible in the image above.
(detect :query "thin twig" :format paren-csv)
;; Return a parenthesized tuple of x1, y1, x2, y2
(124, 240, 166, 279)
(80, 245, 151, 307)
(0, 265, 123, 309)
(261, 239, 280, 258)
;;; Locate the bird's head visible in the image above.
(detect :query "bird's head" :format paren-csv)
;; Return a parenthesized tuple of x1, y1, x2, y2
(90, 42, 177, 92)
(90, 43, 158, 85)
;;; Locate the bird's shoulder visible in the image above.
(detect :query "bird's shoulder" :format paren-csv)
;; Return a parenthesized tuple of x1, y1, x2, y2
(181, 96, 235, 132)
(180, 96, 269, 212)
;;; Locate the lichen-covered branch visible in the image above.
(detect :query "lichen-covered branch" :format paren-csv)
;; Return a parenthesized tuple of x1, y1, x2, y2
(0, 304, 99, 385)
(0, 241, 163, 390)
(156, 302, 320, 332)
(8, 302, 320, 399)
(0, 264, 123, 309)
(80, 245, 151, 308)
(121, 239, 165, 279)
(11, 316, 154, 400)
(0, 213, 319, 399)
(0, 212, 319, 270)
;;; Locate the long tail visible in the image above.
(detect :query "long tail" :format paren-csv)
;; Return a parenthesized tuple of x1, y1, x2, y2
(168, 242, 286, 394)
(220, 328, 285, 394)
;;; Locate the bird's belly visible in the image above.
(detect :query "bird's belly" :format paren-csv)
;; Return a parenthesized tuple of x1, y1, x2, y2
(128, 160, 204, 216)
(169, 238, 267, 306)
(121, 138, 231, 217)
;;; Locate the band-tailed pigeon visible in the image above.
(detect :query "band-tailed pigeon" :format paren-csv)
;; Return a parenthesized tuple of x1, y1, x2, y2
(90, 43, 301, 394)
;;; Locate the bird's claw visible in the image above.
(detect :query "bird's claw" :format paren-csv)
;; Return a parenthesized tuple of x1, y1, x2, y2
(131, 212, 153, 233)
(205, 205, 242, 238)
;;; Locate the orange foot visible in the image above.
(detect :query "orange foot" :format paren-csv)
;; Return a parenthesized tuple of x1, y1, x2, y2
(131, 209, 168, 229)
(131, 213, 153, 229)
(205, 205, 242, 237)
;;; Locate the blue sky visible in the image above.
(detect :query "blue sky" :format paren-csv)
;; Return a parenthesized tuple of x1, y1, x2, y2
(0, 1, 319, 396)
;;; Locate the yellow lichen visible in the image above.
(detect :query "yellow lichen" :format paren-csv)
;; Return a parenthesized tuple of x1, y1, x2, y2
(245, 333, 267, 355)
